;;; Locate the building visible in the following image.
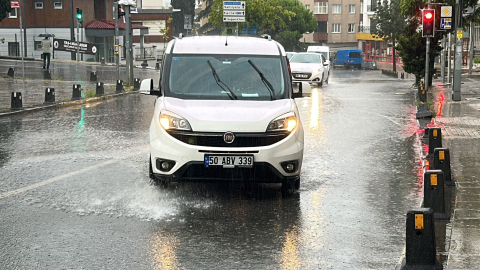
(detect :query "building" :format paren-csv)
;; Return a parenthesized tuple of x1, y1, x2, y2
(300, 0, 360, 50)
(0, 0, 173, 63)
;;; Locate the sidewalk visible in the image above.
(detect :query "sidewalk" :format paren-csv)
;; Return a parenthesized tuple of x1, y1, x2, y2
(430, 74, 480, 269)
(0, 58, 160, 115)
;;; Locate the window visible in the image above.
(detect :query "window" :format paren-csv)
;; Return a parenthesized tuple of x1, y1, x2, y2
(348, 23, 355, 33)
(34, 41, 42, 50)
(317, 21, 327, 33)
(332, 24, 341, 33)
(332, 4, 341, 14)
(314, 2, 328, 14)
(35, 2, 44, 9)
(305, 4, 310, 11)
(349, 4, 355, 14)
(7, 8, 17, 18)
(54, 2, 63, 9)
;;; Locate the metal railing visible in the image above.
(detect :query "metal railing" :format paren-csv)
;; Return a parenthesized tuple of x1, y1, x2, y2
(358, 26, 371, 33)
(134, 47, 156, 60)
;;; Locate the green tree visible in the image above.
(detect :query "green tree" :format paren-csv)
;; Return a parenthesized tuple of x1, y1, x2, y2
(207, 0, 315, 50)
(370, 0, 405, 72)
(0, 0, 12, 23)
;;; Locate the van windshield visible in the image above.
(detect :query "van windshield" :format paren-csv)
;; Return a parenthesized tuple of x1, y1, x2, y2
(167, 54, 286, 100)
(349, 52, 362, 59)
(309, 51, 328, 60)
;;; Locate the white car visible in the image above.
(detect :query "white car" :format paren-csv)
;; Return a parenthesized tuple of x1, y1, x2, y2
(140, 35, 311, 195)
(290, 52, 329, 86)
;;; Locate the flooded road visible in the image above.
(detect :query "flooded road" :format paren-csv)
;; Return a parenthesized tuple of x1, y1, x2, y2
(0, 69, 424, 269)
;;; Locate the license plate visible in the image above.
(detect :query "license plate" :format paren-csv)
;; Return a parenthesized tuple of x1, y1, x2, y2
(204, 155, 254, 168)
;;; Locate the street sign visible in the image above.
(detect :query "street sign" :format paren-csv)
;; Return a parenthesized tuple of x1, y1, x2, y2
(457, 30, 463, 39)
(223, 1, 245, 23)
(441, 6, 452, 17)
(11, 1, 20, 9)
(440, 18, 452, 30)
(184, 15, 192, 30)
(53, 39, 98, 55)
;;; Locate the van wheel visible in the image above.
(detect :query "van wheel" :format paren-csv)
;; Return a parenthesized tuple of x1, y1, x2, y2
(281, 180, 295, 197)
(357, 65, 362, 70)
(317, 75, 323, 87)
(149, 157, 169, 188)
(325, 73, 329, 84)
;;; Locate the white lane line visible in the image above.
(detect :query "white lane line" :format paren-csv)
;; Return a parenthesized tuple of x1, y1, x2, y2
(0, 159, 117, 200)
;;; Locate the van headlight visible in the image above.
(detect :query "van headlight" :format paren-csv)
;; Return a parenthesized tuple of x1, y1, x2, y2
(159, 112, 192, 131)
(267, 112, 297, 132)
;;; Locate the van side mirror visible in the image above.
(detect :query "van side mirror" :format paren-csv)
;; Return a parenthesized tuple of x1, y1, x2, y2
(292, 82, 312, 98)
(140, 79, 161, 95)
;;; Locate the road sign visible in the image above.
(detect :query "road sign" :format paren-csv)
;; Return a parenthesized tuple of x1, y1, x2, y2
(441, 6, 452, 17)
(184, 15, 192, 30)
(457, 30, 463, 39)
(53, 39, 97, 55)
(223, 1, 245, 23)
(440, 18, 452, 30)
(11, 1, 20, 9)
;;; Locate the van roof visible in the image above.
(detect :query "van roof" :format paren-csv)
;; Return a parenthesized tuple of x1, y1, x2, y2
(166, 36, 285, 56)
(307, 46, 329, 52)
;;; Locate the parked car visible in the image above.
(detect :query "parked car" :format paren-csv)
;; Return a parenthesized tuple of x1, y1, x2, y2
(332, 49, 363, 70)
(289, 52, 329, 86)
(286, 52, 297, 60)
(140, 35, 312, 195)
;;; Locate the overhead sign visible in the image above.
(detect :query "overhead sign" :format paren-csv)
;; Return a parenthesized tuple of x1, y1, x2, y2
(223, 1, 245, 23)
(441, 6, 452, 17)
(11, 1, 20, 9)
(440, 18, 452, 30)
(53, 39, 98, 55)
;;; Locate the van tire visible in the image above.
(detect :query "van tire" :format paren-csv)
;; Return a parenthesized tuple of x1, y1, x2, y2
(317, 75, 324, 87)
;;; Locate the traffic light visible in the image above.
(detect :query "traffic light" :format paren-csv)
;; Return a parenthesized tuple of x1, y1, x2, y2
(76, 8, 83, 21)
(118, 6, 125, 18)
(422, 9, 435, 37)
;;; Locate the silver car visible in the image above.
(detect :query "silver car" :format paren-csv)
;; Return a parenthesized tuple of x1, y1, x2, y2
(290, 52, 329, 86)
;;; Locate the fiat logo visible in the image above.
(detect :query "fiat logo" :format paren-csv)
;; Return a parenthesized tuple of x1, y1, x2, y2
(223, 132, 235, 144)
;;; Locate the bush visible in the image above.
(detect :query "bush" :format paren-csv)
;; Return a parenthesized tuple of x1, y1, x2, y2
(474, 57, 480, 64)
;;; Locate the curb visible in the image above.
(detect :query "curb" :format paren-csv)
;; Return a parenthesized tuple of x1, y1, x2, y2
(0, 90, 139, 117)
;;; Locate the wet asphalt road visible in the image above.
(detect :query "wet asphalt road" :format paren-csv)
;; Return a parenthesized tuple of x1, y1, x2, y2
(0, 69, 423, 269)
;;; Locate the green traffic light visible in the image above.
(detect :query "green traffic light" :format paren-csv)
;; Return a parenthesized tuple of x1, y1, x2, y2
(76, 8, 82, 20)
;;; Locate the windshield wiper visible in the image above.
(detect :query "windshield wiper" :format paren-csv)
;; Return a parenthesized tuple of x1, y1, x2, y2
(247, 60, 275, 100)
(207, 60, 237, 100)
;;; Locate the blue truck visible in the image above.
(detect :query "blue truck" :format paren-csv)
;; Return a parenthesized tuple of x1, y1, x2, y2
(332, 49, 363, 70)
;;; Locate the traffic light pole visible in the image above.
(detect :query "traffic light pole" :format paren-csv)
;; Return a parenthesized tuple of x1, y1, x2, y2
(125, 5, 134, 86)
(76, 19, 79, 61)
(452, 0, 463, 101)
(424, 1, 431, 89)
(115, 1, 119, 81)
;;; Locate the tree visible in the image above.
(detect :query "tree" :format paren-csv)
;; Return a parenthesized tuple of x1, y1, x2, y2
(0, 0, 12, 23)
(370, 0, 405, 72)
(206, 0, 316, 50)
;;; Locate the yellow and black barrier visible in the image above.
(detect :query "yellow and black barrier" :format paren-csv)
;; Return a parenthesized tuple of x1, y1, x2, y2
(90, 71, 97, 82)
(427, 127, 442, 159)
(433, 148, 454, 187)
(424, 170, 449, 220)
(10, 92, 23, 110)
(134, 78, 141, 91)
(401, 208, 442, 269)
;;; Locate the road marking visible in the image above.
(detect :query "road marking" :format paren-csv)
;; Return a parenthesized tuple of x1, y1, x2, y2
(0, 159, 117, 200)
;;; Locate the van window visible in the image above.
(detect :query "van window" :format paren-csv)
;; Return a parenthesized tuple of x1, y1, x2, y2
(167, 54, 285, 100)
(349, 52, 362, 59)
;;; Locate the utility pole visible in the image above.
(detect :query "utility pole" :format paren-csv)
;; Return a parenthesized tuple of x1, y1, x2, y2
(441, 37, 446, 83)
(452, 0, 463, 101)
(448, 32, 452, 83)
(469, 23, 474, 75)
(115, 1, 120, 81)
(424, 0, 432, 90)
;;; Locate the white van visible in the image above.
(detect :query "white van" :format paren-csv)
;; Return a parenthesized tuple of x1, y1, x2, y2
(140, 35, 311, 195)
(307, 46, 331, 72)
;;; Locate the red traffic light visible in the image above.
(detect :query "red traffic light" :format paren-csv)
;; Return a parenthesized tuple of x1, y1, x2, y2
(424, 10, 434, 21)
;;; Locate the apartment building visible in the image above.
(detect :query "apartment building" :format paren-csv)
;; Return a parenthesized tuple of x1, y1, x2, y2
(301, 0, 360, 49)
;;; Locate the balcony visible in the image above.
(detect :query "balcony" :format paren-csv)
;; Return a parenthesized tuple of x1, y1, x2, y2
(358, 26, 371, 33)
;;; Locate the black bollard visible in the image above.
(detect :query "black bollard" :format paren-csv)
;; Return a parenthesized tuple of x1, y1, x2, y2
(116, 80, 124, 93)
(134, 78, 141, 91)
(7, 67, 14, 78)
(427, 127, 442, 158)
(423, 126, 430, 139)
(43, 70, 52, 80)
(402, 208, 442, 269)
(433, 148, 454, 186)
(72, 84, 81, 100)
(424, 170, 449, 220)
(96, 82, 104, 97)
(11, 92, 23, 110)
(44, 88, 55, 104)
(155, 62, 160, 70)
(90, 71, 97, 82)
(416, 103, 432, 119)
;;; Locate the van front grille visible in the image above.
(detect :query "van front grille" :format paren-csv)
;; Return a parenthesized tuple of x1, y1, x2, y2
(167, 131, 290, 147)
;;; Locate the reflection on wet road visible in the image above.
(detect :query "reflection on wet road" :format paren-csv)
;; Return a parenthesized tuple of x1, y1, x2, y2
(0, 70, 424, 269)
